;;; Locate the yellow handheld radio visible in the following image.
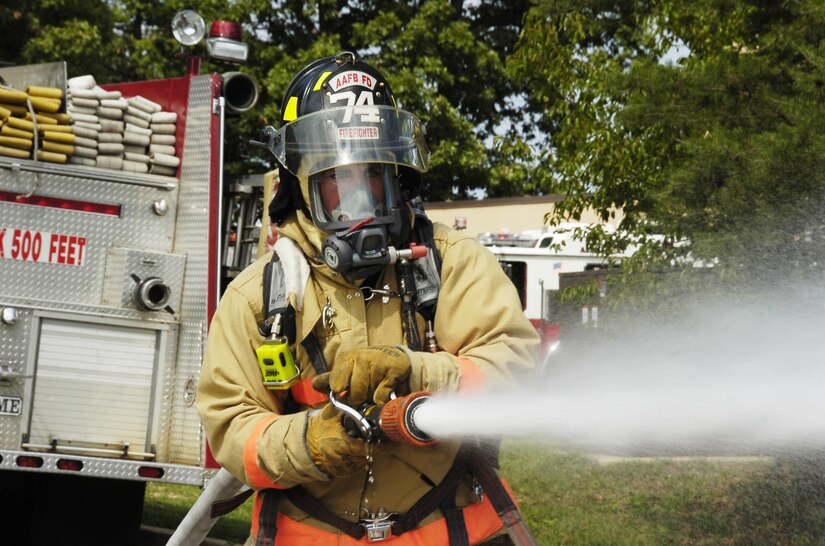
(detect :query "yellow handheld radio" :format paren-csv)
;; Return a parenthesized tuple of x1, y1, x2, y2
(256, 314, 300, 389)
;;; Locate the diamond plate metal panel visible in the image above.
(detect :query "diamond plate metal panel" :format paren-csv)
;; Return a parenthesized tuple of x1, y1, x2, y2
(153, 327, 180, 462)
(168, 75, 216, 466)
(0, 161, 179, 306)
(102, 247, 186, 312)
(0, 308, 32, 450)
(0, 449, 211, 485)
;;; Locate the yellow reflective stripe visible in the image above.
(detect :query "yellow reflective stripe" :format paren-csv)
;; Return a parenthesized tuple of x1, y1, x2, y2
(283, 97, 299, 121)
(313, 71, 332, 91)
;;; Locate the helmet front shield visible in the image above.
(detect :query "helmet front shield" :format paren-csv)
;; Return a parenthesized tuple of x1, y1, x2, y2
(266, 105, 430, 176)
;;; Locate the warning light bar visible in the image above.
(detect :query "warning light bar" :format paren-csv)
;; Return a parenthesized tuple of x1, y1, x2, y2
(0, 191, 121, 216)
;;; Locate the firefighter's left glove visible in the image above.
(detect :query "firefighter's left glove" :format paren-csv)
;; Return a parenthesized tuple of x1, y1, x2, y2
(305, 403, 368, 478)
(312, 346, 411, 406)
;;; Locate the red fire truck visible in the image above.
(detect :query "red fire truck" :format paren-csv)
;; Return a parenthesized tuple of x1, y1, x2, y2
(0, 10, 264, 542)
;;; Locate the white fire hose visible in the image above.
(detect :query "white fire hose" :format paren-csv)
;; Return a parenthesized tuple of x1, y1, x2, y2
(165, 467, 247, 546)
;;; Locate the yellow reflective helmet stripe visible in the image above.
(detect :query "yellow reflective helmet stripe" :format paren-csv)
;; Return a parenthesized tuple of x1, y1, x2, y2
(283, 97, 299, 121)
(313, 71, 332, 91)
(283, 71, 333, 122)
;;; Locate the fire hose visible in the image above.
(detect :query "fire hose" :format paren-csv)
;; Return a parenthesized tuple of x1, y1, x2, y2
(165, 466, 248, 546)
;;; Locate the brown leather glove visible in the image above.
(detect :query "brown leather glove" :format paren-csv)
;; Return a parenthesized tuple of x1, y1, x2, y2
(312, 346, 411, 405)
(305, 404, 367, 478)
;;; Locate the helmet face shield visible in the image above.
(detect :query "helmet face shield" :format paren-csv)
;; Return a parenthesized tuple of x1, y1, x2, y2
(269, 105, 429, 178)
(309, 163, 397, 230)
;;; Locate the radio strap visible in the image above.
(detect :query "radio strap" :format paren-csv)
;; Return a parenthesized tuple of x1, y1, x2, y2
(260, 242, 327, 374)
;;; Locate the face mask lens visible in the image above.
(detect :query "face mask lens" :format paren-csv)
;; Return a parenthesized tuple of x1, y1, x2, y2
(311, 163, 389, 226)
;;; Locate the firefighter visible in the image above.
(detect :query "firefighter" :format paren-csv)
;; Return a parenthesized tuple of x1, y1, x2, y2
(196, 51, 540, 545)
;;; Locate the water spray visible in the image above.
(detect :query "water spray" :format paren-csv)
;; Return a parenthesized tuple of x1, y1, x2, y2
(329, 391, 436, 447)
(329, 289, 825, 458)
(400, 293, 825, 458)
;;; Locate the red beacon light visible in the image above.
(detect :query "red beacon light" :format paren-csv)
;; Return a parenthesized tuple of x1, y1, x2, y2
(171, 10, 249, 64)
(206, 20, 248, 64)
(209, 21, 242, 42)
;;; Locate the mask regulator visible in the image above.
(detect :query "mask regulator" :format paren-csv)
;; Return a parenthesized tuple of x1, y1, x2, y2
(321, 217, 428, 279)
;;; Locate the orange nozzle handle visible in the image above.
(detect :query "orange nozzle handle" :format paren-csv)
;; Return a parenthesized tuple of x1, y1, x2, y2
(379, 391, 436, 447)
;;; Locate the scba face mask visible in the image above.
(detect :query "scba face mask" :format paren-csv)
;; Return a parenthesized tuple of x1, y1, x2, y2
(306, 162, 406, 279)
(309, 163, 393, 228)
(335, 184, 381, 221)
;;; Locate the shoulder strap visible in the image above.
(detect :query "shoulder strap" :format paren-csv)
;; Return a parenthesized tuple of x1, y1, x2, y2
(301, 332, 328, 375)
(259, 237, 312, 340)
(260, 242, 328, 375)
(411, 206, 442, 323)
(262, 251, 287, 323)
(397, 207, 443, 350)
(259, 252, 297, 344)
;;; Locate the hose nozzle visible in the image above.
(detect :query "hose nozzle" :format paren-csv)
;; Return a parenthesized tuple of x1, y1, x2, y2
(378, 391, 435, 447)
(330, 390, 436, 446)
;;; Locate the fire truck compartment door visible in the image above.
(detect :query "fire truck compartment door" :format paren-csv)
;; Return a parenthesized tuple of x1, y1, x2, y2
(25, 316, 166, 458)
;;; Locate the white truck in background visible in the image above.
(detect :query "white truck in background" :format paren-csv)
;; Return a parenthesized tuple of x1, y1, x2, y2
(478, 223, 633, 363)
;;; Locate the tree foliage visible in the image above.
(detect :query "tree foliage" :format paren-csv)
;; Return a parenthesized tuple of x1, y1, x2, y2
(5, 0, 825, 294)
(1, 0, 530, 199)
(507, 0, 825, 294)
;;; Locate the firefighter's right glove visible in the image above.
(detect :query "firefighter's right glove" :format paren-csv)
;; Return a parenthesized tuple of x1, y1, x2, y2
(305, 403, 367, 479)
(312, 345, 411, 406)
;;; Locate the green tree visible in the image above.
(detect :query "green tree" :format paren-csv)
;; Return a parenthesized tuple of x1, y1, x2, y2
(2, 0, 127, 81)
(241, 0, 531, 199)
(2, 1, 531, 200)
(507, 0, 825, 292)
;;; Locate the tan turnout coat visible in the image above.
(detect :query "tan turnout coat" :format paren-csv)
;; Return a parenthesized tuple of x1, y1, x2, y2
(197, 215, 540, 542)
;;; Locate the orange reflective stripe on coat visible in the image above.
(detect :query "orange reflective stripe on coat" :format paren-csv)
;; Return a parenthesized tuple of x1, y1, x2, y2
(244, 414, 284, 490)
(458, 358, 485, 393)
(291, 378, 328, 406)
(250, 488, 505, 545)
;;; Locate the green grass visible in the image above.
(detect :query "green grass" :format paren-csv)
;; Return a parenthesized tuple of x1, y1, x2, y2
(143, 479, 253, 544)
(144, 441, 825, 545)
